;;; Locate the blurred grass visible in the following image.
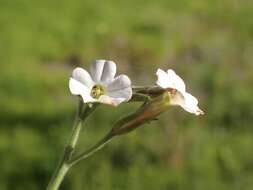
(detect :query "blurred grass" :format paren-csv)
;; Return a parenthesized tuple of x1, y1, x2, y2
(0, 0, 253, 189)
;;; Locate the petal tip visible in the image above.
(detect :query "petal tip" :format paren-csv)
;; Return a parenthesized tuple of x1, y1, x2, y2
(71, 67, 84, 77)
(94, 59, 106, 63)
(69, 78, 79, 95)
(167, 69, 176, 73)
(195, 108, 204, 116)
(156, 68, 164, 75)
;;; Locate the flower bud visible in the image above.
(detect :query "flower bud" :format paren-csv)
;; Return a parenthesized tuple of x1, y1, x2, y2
(110, 92, 171, 136)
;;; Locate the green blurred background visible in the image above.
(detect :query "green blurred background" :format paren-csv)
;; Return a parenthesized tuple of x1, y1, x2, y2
(0, 0, 253, 189)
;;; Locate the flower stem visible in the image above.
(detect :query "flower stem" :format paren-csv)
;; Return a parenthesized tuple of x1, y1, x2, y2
(46, 101, 97, 190)
(46, 163, 70, 190)
(68, 133, 114, 167)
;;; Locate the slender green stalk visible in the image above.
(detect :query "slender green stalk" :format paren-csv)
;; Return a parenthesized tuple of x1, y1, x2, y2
(46, 101, 97, 190)
(46, 163, 70, 190)
(68, 133, 114, 167)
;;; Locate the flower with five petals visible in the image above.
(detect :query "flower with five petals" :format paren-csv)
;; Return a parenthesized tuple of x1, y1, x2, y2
(69, 60, 132, 106)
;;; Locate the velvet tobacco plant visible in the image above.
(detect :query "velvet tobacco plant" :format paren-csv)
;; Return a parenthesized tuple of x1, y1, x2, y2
(46, 60, 204, 190)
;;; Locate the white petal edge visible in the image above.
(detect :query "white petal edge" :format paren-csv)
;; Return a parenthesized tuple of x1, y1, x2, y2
(182, 92, 204, 115)
(170, 91, 203, 115)
(166, 69, 186, 93)
(90, 60, 106, 83)
(107, 74, 131, 91)
(72, 67, 95, 88)
(98, 95, 125, 107)
(69, 78, 97, 103)
(100, 61, 117, 84)
(107, 87, 132, 101)
(156, 68, 171, 89)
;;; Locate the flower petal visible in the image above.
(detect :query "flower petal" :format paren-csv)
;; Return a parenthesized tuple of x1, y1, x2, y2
(182, 92, 204, 115)
(90, 60, 106, 83)
(169, 90, 185, 107)
(97, 95, 119, 106)
(166, 69, 186, 92)
(156, 68, 171, 88)
(170, 91, 203, 115)
(107, 87, 132, 101)
(69, 78, 96, 103)
(100, 61, 117, 84)
(107, 74, 131, 91)
(98, 95, 128, 107)
(110, 98, 126, 106)
(72, 67, 94, 88)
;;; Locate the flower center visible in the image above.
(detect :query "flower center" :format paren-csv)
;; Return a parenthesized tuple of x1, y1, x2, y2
(90, 85, 105, 99)
(167, 89, 177, 99)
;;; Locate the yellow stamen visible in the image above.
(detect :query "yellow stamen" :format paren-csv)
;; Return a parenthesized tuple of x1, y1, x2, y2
(90, 85, 105, 99)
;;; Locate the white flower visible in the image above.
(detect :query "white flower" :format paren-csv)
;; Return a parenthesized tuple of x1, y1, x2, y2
(156, 69, 204, 115)
(69, 60, 132, 106)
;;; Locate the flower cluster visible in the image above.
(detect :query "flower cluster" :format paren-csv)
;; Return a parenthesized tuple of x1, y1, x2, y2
(69, 60, 203, 116)
(47, 60, 205, 189)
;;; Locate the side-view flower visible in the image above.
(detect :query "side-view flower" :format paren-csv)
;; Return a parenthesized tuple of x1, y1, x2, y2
(156, 69, 204, 115)
(47, 60, 204, 190)
(69, 60, 132, 106)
